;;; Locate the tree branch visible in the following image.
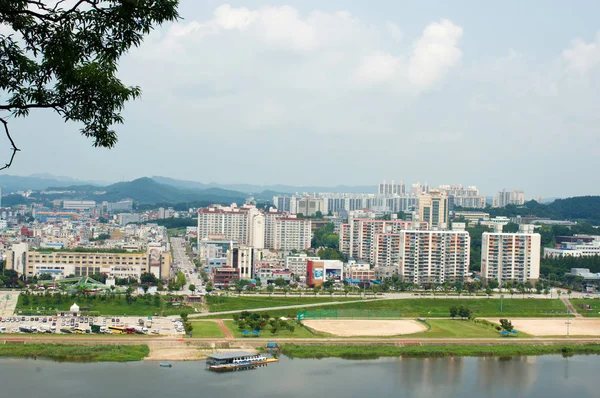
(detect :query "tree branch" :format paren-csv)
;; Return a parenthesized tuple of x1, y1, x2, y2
(0, 117, 20, 171)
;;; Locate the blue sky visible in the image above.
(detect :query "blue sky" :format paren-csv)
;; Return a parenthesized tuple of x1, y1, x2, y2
(2, 0, 600, 198)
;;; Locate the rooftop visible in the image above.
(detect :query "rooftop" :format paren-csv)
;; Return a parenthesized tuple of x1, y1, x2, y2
(206, 351, 255, 360)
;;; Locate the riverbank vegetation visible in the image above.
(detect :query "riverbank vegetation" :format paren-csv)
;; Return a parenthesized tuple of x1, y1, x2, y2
(0, 344, 149, 362)
(281, 343, 600, 360)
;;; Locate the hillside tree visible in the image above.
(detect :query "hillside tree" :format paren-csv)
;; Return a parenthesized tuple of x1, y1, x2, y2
(0, 0, 180, 169)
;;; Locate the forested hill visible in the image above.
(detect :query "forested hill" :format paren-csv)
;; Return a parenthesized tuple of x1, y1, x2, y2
(460, 196, 600, 225)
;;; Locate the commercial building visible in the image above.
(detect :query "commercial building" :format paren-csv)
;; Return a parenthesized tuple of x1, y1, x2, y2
(286, 254, 320, 276)
(213, 267, 239, 287)
(62, 200, 96, 211)
(227, 246, 264, 280)
(544, 241, 600, 258)
(399, 230, 470, 285)
(5, 247, 171, 281)
(118, 213, 141, 225)
(34, 212, 78, 223)
(306, 260, 344, 287)
(374, 265, 399, 280)
(418, 189, 449, 230)
(481, 225, 541, 285)
(346, 263, 375, 282)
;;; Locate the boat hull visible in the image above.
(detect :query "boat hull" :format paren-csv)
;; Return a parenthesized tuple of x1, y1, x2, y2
(208, 358, 279, 372)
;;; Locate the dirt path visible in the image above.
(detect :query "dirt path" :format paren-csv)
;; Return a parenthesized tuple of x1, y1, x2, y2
(561, 297, 582, 317)
(216, 319, 233, 339)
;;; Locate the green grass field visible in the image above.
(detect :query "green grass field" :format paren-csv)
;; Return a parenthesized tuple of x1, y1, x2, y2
(205, 298, 569, 319)
(206, 295, 357, 312)
(571, 299, 600, 317)
(0, 344, 149, 362)
(16, 294, 196, 316)
(224, 320, 328, 338)
(411, 319, 502, 338)
(190, 321, 226, 338)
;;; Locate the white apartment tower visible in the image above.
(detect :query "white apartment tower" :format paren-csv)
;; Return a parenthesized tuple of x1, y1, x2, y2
(273, 217, 312, 251)
(481, 224, 541, 285)
(399, 230, 470, 285)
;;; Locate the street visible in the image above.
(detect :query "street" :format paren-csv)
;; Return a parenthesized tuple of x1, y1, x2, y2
(170, 237, 204, 295)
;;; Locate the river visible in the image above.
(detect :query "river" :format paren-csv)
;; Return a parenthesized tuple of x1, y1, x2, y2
(0, 355, 596, 397)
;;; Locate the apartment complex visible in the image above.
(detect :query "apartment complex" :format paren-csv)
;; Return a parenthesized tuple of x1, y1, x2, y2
(399, 230, 470, 285)
(273, 217, 312, 251)
(418, 189, 449, 230)
(438, 185, 486, 209)
(5, 248, 171, 281)
(339, 218, 427, 261)
(197, 205, 264, 248)
(493, 189, 525, 208)
(481, 225, 541, 285)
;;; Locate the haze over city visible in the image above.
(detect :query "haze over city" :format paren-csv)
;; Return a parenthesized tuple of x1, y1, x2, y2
(3, 0, 600, 197)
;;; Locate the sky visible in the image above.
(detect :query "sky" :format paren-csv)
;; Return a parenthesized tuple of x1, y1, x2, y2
(2, 0, 600, 198)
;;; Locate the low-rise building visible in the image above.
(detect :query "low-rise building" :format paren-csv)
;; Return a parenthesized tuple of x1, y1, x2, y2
(306, 260, 344, 287)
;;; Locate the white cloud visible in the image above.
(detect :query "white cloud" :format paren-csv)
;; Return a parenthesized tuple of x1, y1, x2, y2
(562, 32, 600, 75)
(354, 52, 403, 85)
(408, 19, 463, 87)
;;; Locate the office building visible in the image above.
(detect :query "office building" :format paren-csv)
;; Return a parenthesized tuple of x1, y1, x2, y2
(5, 247, 172, 281)
(418, 189, 449, 230)
(481, 224, 541, 285)
(399, 230, 470, 285)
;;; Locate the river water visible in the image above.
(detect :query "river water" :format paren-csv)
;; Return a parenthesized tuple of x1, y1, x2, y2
(0, 355, 596, 397)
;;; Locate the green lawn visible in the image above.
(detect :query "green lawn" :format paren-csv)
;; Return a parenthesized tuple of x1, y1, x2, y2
(190, 321, 226, 338)
(411, 319, 501, 338)
(224, 320, 328, 338)
(571, 299, 600, 317)
(206, 295, 357, 312)
(16, 294, 196, 316)
(205, 298, 569, 319)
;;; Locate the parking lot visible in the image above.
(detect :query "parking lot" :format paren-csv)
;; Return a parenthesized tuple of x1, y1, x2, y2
(0, 315, 186, 336)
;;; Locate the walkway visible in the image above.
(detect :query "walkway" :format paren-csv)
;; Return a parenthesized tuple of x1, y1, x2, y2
(189, 298, 386, 318)
(561, 297, 582, 317)
(216, 319, 233, 340)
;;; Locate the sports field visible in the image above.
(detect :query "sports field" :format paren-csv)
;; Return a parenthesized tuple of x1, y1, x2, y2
(488, 318, 600, 336)
(303, 320, 427, 336)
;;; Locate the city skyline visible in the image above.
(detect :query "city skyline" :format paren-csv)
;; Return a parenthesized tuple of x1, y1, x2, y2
(2, 0, 600, 198)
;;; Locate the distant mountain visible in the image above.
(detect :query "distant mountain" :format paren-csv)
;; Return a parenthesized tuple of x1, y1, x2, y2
(151, 175, 376, 194)
(40, 177, 248, 205)
(0, 174, 106, 193)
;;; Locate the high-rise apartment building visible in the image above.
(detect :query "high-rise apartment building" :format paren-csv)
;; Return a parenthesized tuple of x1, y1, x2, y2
(418, 189, 449, 230)
(378, 180, 405, 196)
(493, 189, 525, 207)
(273, 217, 312, 251)
(197, 204, 263, 247)
(399, 230, 470, 285)
(481, 224, 541, 285)
(438, 185, 486, 209)
(291, 195, 325, 217)
(272, 196, 291, 212)
(339, 218, 428, 262)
